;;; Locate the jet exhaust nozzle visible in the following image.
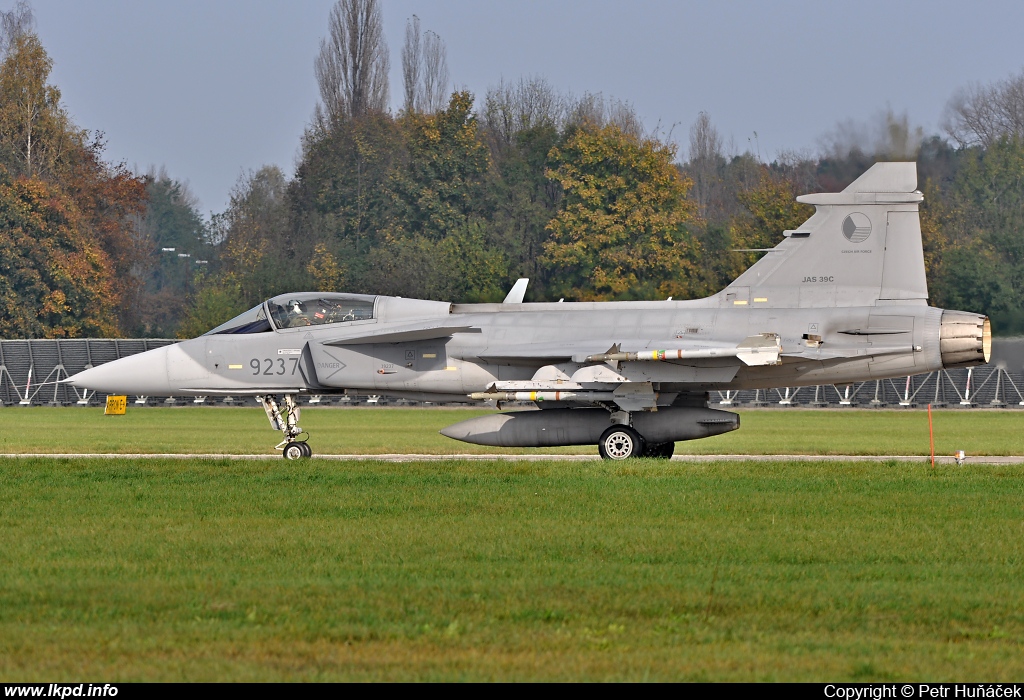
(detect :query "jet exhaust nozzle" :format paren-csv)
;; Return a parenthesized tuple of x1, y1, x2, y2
(939, 311, 991, 369)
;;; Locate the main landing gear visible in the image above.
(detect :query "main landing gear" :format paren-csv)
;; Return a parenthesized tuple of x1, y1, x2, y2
(597, 425, 675, 460)
(257, 394, 312, 459)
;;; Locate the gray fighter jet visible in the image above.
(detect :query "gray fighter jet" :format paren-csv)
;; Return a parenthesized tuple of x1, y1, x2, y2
(67, 162, 991, 459)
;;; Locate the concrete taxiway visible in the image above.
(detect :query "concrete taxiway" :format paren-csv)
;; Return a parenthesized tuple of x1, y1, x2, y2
(2, 453, 1023, 464)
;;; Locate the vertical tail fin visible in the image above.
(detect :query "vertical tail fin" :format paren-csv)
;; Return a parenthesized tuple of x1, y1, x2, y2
(725, 162, 927, 308)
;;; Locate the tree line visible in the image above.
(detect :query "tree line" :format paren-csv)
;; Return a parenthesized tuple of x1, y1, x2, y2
(2, 0, 1023, 340)
(0, 2, 148, 338)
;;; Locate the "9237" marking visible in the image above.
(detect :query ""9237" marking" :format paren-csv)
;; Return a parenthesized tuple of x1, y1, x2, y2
(250, 358, 299, 376)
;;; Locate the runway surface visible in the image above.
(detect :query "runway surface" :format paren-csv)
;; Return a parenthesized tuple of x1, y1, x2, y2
(3, 453, 1024, 464)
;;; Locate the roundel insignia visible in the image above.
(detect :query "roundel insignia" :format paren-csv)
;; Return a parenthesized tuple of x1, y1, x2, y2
(842, 213, 872, 243)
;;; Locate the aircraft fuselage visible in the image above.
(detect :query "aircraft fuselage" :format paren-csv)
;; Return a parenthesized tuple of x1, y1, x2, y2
(69, 295, 980, 400)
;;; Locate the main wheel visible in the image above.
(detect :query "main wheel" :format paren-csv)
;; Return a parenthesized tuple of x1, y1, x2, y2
(283, 442, 305, 460)
(642, 441, 675, 459)
(598, 426, 644, 460)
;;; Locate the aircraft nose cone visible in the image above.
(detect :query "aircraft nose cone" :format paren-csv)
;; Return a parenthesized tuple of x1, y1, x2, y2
(66, 345, 173, 395)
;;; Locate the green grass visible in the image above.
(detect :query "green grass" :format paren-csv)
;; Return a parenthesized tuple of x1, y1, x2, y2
(1, 457, 1022, 680)
(0, 406, 1020, 456)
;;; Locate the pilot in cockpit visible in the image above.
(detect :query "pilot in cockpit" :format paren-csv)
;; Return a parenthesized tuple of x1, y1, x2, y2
(286, 300, 311, 327)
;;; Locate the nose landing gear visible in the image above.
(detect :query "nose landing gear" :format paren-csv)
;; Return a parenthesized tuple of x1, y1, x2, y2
(257, 394, 312, 459)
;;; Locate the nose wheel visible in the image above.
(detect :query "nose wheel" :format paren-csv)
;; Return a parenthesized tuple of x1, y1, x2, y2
(258, 394, 313, 459)
(283, 441, 312, 460)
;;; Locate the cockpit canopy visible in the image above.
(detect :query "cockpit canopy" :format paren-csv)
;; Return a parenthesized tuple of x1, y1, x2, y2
(204, 293, 377, 335)
(267, 292, 375, 329)
(204, 303, 271, 335)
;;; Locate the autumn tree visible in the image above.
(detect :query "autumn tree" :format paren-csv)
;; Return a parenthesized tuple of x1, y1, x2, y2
(819, 108, 924, 163)
(419, 30, 449, 115)
(687, 167, 809, 295)
(63, 139, 148, 332)
(401, 15, 449, 114)
(215, 166, 291, 306)
(0, 31, 147, 338)
(384, 91, 490, 242)
(482, 76, 566, 153)
(687, 111, 724, 222)
(130, 173, 210, 336)
(943, 68, 1024, 148)
(480, 78, 566, 291)
(729, 169, 813, 254)
(368, 222, 507, 301)
(176, 167, 291, 338)
(0, 0, 33, 58)
(542, 123, 700, 300)
(291, 111, 403, 274)
(369, 91, 506, 300)
(564, 93, 643, 140)
(0, 170, 119, 337)
(314, 0, 389, 126)
(400, 16, 421, 114)
(307, 242, 346, 291)
(928, 137, 1024, 331)
(0, 33, 81, 179)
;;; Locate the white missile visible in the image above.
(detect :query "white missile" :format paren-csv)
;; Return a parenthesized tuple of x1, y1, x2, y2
(468, 390, 616, 402)
(585, 333, 782, 366)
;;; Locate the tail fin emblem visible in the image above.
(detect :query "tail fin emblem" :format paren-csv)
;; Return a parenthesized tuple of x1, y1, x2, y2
(842, 213, 872, 243)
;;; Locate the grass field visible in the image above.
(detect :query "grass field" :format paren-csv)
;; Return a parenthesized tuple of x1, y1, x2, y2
(1, 457, 1022, 681)
(2, 409, 1022, 680)
(0, 406, 1021, 456)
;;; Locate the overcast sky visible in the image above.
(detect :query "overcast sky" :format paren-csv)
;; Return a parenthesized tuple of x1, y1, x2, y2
(30, 0, 1024, 215)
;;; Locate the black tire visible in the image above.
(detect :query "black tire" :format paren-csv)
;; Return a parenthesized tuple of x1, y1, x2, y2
(641, 441, 662, 458)
(598, 426, 645, 460)
(283, 442, 305, 460)
(299, 442, 312, 458)
(641, 441, 675, 459)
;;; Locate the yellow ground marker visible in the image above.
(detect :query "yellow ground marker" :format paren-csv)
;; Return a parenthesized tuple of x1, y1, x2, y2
(104, 395, 127, 415)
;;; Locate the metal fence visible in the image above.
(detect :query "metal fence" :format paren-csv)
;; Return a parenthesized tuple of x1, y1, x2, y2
(714, 366, 1024, 408)
(0, 339, 177, 406)
(1, 337, 1023, 408)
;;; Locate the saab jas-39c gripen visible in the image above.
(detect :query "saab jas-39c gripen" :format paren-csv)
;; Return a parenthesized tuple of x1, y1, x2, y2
(67, 162, 991, 460)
